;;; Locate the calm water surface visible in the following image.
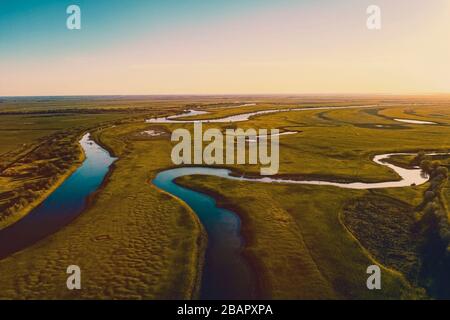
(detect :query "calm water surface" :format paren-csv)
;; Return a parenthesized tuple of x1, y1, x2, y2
(0, 133, 116, 260)
(153, 167, 257, 300)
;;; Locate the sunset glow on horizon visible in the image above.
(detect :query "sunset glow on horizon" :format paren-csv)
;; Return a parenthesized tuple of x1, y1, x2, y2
(1, 0, 449, 96)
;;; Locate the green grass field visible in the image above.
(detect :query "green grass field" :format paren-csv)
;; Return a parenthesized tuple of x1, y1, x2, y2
(0, 97, 449, 299)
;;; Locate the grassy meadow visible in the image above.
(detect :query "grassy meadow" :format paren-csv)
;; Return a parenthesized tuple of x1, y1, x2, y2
(0, 96, 449, 299)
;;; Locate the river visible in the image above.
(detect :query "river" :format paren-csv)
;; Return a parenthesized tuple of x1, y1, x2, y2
(0, 110, 443, 299)
(153, 168, 257, 299)
(0, 133, 116, 260)
(151, 152, 445, 299)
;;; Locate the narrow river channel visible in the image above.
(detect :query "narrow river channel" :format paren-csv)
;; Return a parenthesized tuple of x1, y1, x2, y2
(153, 167, 257, 300)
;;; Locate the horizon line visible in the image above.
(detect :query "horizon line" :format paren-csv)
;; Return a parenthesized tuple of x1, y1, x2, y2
(2, 92, 450, 99)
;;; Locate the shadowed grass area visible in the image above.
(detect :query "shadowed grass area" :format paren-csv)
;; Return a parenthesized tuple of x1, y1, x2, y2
(343, 195, 420, 280)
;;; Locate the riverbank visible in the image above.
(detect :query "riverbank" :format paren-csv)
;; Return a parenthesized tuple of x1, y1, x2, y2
(0, 134, 86, 230)
(149, 183, 207, 299)
(93, 124, 207, 298)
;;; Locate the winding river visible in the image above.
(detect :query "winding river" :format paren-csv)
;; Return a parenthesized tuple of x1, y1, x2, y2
(0, 105, 445, 299)
(148, 105, 446, 298)
(151, 152, 445, 299)
(0, 133, 116, 260)
(153, 168, 256, 300)
(146, 105, 381, 123)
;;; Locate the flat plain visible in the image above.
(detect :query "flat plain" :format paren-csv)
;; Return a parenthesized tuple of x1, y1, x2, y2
(0, 95, 449, 299)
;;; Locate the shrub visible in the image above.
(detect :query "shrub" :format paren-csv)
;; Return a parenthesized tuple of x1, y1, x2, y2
(424, 190, 435, 201)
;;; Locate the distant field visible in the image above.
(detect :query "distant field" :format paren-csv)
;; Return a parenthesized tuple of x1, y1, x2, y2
(2, 94, 450, 113)
(0, 113, 124, 155)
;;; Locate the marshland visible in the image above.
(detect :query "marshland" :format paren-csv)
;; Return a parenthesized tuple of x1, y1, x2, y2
(0, 95, 449, 299)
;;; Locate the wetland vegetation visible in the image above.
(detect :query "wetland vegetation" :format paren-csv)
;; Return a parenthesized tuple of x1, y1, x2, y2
(0, 95, 450, 299)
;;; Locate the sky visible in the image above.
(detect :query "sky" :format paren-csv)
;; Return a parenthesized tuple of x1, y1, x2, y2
(1, 0, 449, 96)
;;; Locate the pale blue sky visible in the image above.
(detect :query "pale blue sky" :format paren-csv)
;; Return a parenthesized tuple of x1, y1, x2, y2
(1, 0, 449, 96)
